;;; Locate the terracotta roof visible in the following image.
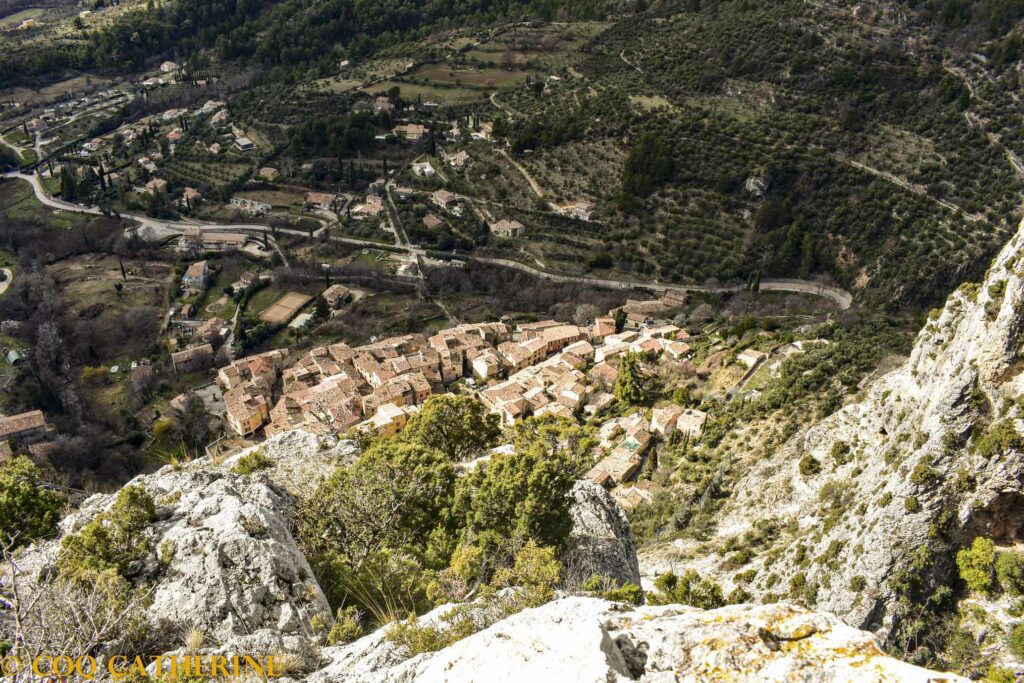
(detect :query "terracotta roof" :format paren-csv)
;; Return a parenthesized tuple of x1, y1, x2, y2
(0, 410, 45, 439)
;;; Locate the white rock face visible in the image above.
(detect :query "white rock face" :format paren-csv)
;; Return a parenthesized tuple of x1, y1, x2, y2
(642, 219, 1024, 640)
(307, 596, 967, 682)
(28, 458, 335, 658)
(565, 480, 642, 585)
(218, 429, 358, 496)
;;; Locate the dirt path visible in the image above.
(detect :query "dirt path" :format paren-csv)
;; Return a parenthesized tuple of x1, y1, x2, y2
(0, 268, 12, 297)
(838, 157, 985, 222)
(497, 149, 546, 199)
(619, 49, 643, 75)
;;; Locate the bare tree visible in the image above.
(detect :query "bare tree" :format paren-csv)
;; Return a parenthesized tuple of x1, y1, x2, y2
(1, 534, 152, 678)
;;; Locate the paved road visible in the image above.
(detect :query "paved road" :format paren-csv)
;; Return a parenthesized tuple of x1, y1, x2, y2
(0, 268, 12, 297)
(1, 172, 854, 310)
(473, 257, 853, 310)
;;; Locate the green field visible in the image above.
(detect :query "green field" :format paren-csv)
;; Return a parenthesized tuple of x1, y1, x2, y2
(0, 8, 44, 28)
(0, 178, 81, 228)
(307, 77, 365, 93)
(411, 64, 530, 88)
(364, 80, 483, 104)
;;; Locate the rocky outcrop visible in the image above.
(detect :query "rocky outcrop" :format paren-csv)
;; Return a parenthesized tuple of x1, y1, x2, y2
(307, 596, 967, 682)
(641, 219, 1024, 640)
(218, 429, 358, 497)
(18, 453, 339, 658)
(565, 480, 641, 585)
(62, 430, 356, 654)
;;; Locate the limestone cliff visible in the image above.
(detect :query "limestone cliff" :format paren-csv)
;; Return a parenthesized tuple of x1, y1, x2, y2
(641, 219, 1024, 642)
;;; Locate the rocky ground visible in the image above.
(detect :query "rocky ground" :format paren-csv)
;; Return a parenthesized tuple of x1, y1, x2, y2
(308, 597, 964, 682)
(3, 425, 970, 681)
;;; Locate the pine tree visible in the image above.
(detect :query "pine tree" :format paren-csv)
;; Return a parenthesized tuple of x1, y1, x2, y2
(614, 352, 648, 405)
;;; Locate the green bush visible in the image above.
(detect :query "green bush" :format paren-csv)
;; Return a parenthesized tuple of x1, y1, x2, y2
(398, 394, 501, 462)
(582, 575, 644, 605)
(727, 549, 753, 567)
(299, 409, 590, 631)
(327, 606, 364, 645)
(909, 463, 938, 487)
(956, 537, 996, 595)
(59, 485, 156, 581)
(904, 496, 920, 512)
(799, 455, 822, 476)
(974, 419, 1023, 459)
(0, 456, 64, 549)
(1009, 623, 1024, 660)
(649, 570, 724, 610)
(603, 582, 644, 605)
(943, 628, 981, 674)
(232, 449, 274, 474)
(996, 551, 1024, 594)
(829, 441, 851, 465)
(388, 542, 561, 656)
(986, 667, 1016, 683)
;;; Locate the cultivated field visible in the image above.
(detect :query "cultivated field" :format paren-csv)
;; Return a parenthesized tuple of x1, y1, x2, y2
(0, 7, 45, 28)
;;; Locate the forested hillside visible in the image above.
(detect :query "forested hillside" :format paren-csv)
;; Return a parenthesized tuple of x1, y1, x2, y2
(0, 0, 621, 87)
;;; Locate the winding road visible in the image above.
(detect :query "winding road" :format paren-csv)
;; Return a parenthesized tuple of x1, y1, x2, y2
(1, 171, 854, 310)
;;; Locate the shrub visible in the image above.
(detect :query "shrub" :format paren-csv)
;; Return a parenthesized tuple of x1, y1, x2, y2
(327, 606, 364, 645)
(849, 575, 866, 591)
(388, 543, 562, 656)
(829, 441, 851, 465)
(399, 394, 501, 462)
(799, 455, 822, 476)
(232, 449, 273, 475)
(0, 457, 64, 549)
(585, 573, 638, 606)
(454, 420, 587, 561)
(603, 582, 644, 605)
(904, 496, 920, 512)
(909, 463, 939, 487)
(582, 576, 644, 605)
(943, 628, 981, 673)
(986, 667, 1016, 683)
(649, 570, 725, 609)
(1009, 624, 1024, 660)
(996, 551, 1024, 595)
(727, 549, 753, 567)
(974, 419, 1023, 458)
(59, 485, 156, 581)
(956, 537, 996, 595)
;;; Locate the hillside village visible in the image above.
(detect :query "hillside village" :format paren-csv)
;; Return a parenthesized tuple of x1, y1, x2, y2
(171, 292, 713, 505)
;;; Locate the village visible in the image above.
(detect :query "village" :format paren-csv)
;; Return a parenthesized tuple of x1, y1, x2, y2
(157, 281, 725, 508)
(2, 49, 595, 259)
